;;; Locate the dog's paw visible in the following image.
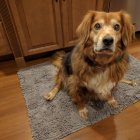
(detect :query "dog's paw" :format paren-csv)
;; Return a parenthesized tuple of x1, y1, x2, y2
(131, 80, 137, 86)
(108, 99, 118, 108)
(78, 107, 88, 120)
(43, 92, 55, 101)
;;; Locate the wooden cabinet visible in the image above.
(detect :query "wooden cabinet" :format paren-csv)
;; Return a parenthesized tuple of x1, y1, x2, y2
(8, 0, 63, 56)
(0, 0, 108, 65)
(61, 0, 97, 47)
(8, 0, 107, 56)
(0, 21, 11, 56)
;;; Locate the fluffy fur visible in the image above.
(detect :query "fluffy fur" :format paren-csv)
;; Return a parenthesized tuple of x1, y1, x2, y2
(44, 11, 135, 119)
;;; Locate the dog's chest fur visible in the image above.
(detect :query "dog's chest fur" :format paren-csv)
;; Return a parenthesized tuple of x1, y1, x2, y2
(86, 69, 116, 95)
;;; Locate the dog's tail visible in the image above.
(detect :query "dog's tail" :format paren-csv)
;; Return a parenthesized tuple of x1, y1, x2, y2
(50, 51, 65, 68)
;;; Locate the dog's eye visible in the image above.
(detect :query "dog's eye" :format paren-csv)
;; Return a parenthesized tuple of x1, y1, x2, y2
(94, 23, 101, 30)
(114, 24, 120, 31)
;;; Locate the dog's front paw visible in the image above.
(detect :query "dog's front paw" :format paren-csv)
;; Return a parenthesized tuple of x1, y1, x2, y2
(108, 99, 118, 108)
(43, 92, 55, 101)
(78, 107, 88, 120)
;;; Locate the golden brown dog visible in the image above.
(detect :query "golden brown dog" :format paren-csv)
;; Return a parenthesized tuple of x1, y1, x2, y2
(44, 11, 136, 119)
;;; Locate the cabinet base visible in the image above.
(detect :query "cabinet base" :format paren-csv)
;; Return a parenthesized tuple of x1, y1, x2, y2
(15, 57, 26, 68)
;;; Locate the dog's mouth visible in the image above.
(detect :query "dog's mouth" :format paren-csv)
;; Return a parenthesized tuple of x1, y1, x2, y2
(95, 48, 114, 55)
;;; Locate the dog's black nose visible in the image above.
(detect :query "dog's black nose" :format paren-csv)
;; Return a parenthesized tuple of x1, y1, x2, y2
(103, 36, 114, 46)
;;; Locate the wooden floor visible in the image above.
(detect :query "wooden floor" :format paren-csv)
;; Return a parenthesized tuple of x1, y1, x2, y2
(0, 38, 140, 140)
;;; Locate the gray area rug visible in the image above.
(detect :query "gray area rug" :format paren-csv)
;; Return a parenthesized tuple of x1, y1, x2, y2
(18, 56, 140, 140)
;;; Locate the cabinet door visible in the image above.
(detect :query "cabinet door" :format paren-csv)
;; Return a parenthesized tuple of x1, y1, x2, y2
(0, 21, 12, 56)
(8, 0, 63, 56)
(61, 0, 97, 47)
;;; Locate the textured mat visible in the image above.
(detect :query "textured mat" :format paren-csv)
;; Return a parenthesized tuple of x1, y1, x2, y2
(18, 56, 140, 140)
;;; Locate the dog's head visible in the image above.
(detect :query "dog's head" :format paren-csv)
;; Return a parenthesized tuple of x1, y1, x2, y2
(76, 11, 135, 65)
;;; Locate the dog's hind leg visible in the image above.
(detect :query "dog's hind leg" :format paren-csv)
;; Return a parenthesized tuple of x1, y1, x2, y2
(120, 79, 137, 86)
(43, 70, 62, 100)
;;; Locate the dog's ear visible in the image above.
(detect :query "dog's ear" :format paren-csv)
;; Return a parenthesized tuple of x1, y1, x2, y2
(120, 11, 135, 48)
(76, 11, 95, 45)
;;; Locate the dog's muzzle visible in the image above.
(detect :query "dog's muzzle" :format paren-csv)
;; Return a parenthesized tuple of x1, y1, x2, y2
(95, 35, 114, 55)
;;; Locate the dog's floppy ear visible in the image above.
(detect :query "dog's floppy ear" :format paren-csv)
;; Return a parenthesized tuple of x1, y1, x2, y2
(76, 11, 95, 45)
(120, 11, 135, 48)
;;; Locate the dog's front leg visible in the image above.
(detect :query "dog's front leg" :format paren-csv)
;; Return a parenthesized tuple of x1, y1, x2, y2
(98, 91, 118, 108)
(68, 77, 88, 119)
(70, 89, 88, 119)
